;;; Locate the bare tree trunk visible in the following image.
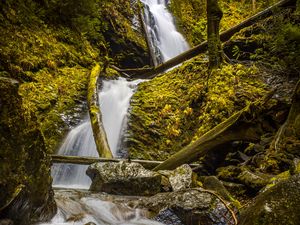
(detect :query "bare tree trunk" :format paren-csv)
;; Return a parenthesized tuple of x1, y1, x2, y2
(207, 0, 223, 69)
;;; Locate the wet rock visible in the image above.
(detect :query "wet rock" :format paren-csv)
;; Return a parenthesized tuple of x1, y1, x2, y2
(131, 189, 235, 225)
(153, 209, 184, 225)
(239, 174, 300, 225)
(159, 164, 196, 191)
(87, 161, 162, 196)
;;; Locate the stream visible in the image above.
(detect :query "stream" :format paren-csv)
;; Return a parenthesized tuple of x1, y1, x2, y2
(47, 0, 189, 224)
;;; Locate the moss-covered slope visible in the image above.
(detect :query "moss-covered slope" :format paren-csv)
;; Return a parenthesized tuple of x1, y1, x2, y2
(126, 59, 267, 160)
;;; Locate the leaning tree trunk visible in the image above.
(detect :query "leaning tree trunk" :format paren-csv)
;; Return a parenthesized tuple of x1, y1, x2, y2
(153, 91, 275, 171)
(207, 0, 223, 69)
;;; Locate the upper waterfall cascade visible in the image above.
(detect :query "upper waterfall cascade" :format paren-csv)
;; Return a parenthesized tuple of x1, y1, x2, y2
(141, 0, 189, 64)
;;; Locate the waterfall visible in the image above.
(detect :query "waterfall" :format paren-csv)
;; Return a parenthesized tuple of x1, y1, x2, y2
(141, 0, 189, 64)
(52, 78, 142, 189)
(49, 1, 189, 224)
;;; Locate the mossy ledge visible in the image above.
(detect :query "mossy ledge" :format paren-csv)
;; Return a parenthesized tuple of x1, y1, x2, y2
(126, 59, 267, 160)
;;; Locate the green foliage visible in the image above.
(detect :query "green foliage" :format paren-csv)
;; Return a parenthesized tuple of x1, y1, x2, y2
(245, 9, 300, 75)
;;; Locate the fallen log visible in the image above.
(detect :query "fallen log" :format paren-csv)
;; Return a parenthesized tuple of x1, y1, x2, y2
(153, 91, 275, 171)
(117, 0, 295, 79)
(88, 64, 113, 158)
(50, 154, 200, 170)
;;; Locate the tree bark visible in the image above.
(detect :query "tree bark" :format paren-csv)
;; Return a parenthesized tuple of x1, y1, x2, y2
(153, 91, 275, 171)
(207, 0, 223, 69)
(88, 64, 113, 158)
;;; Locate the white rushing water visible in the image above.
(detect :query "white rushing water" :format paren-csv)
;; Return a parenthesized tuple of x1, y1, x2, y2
(52, 78, 142, 189)
(39, 190, 163, 225)
(141, 0, 189, 63)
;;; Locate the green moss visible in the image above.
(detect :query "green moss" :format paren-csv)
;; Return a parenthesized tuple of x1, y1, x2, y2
(127, 58, 267, 160)
(226, 8, 300, 75)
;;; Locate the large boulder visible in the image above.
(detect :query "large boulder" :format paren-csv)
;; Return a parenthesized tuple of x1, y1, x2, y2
(0, 78, 56, 224)
(86, 161, 162, 196)
(129, 189, 235, 225)
(239, 173, 300, 225)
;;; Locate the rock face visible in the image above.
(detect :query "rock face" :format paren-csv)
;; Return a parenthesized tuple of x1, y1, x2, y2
(130, 189, 235, 225)
(87, 161, 162, 196)
(0, 78, 56, 224)
(239, 174, 300, 225)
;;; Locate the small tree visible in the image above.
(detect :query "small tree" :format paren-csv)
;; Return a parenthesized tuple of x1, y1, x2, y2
(207, 0, 223, 69)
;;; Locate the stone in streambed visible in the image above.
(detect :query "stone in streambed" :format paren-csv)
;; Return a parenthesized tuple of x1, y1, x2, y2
(158, 164, 197, 191)
(86, 161, 162, 196)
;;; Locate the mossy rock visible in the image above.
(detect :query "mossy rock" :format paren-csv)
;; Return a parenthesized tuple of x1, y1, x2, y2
(239, 174, 300, 225)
